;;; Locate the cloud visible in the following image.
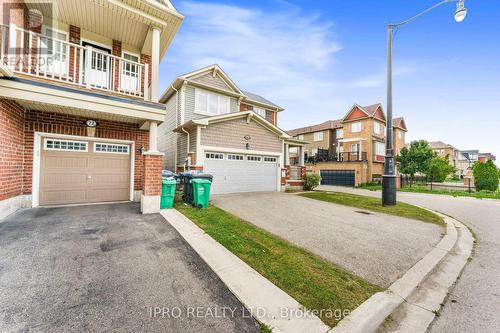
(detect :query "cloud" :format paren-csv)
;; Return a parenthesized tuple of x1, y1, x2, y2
(161, 1, 343, 128)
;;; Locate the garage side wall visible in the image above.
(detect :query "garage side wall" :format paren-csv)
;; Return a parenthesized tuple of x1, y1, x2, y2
(200, 118, 282, 152)
(23, 109, 149, 194)
(0, 99, 25, 201)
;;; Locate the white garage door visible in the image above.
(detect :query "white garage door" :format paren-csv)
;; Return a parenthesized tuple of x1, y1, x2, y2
(203, 152, 279, 194)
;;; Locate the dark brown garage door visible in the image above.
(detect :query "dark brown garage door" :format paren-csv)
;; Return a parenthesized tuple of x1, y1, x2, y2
(39, 138, 131, 205)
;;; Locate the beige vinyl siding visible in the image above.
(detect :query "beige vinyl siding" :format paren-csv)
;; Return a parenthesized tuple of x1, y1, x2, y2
(177, 133, 188, 166)
(189, 128, 197, 164)
(201, 118, 282, 153)
(191, 72, 234, 93)
(158, 96, 177, 170)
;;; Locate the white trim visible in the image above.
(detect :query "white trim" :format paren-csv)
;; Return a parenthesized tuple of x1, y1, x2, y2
(338, 137, 366, 143)
(263, 156, 277, 163)
(80, 38, 112, 51)
(93, 142, 130, 154)
(44, 138, 88, 152)
(201, 145, 282, 157)
(194, 87, 231, 116)
(226, 153, 245, 161)
(246, 155, 262, 162)
(32, 132, 135, 207)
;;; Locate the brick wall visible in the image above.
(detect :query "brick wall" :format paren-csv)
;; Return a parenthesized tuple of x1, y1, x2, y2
(0, 99, 25, 201)
(68, 25, 81, 83)
(112, 39, 122, 91)
(22, 107, 149, 195)
(142, 155, 162, 196)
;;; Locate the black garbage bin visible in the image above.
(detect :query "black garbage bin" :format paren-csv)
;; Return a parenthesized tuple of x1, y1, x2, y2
(180, 172, 213, 204)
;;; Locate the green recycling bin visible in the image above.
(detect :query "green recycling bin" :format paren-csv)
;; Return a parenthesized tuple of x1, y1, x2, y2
(160, 178, 177, 209)
(191, 178, 212, 208)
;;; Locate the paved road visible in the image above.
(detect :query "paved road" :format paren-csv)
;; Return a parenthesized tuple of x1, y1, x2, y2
(318, 185, 500, 333)
(0, 203, 260, 333)
(213, 192, 441, 287)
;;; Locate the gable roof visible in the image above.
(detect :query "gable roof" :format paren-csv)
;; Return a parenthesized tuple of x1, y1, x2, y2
(287, 119, 342, 137)
(428, 141, 456, 150)
(392, 117, 407, 131)
(173, 111, 292, 138)
(342, 103, 385, 122)
(160, 65, 283, 111)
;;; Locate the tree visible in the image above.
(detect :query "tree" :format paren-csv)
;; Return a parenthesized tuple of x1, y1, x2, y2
(427, 155, 456, 182)
(473, 160, 499, 191)
(396, 140, 435, 183)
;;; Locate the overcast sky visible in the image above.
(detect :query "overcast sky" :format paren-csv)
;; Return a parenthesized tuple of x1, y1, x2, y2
(160, 0, 500, 159)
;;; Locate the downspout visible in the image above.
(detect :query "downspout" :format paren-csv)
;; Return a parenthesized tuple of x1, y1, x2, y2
(181, 126, 190, 172)
(171, 84, 179, 170)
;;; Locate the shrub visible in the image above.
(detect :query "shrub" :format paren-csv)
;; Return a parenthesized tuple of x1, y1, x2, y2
(426, 155, 456, 182)
(304, 173, 321, 191)
(473, 160, 499, 191)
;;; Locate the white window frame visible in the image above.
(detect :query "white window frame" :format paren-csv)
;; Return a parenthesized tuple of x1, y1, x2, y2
(41, 26, 69, 77)
(246, 155, 262, 162)
(374, 122, 382, 135)
(375, 142, 385, 155)
(227, 154, 244, 161)
(336, 129, 343, 138)
(351, 122, 362, 133)
(263, 156, 277, 163)
(205, 152, 224, 160)
(94, 142, 130, 154)
(297, 134, 304, 140)
(195, 88, 231, 116)
(252, 106, 266, 118)
(44, 139, 88, 152)
(313, 131, 324, 142)
(350, 143, 360, 153)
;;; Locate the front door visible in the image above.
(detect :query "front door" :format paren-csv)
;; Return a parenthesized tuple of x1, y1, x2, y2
(82, 42, 111, 89)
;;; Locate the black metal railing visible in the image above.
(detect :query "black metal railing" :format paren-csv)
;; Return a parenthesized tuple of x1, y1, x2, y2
(307, 151, 368, 164)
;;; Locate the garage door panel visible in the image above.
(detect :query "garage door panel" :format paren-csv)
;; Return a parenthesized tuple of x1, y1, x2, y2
(320, 170, 355, 187)
(205, 155, 278, 194)
(39, 138, 131, 206)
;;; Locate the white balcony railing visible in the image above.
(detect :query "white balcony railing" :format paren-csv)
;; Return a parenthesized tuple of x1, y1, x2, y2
(0, 24, 149, 99)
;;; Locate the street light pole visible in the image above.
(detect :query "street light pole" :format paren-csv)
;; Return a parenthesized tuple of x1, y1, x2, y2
(382, 0, 467, 206)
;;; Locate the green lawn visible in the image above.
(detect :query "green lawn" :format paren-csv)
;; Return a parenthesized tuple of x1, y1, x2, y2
(356, 183, 500, 200)
(300, 191, 445, 227)
(175, 202, 382, 327)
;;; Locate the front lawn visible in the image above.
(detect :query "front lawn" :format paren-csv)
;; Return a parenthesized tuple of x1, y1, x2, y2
(356, 183, 500, 200)
(300, 191, 445, 227)
(175, 202, 382, 327)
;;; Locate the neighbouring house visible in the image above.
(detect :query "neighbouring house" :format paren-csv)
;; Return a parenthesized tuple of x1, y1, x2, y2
(287, 104, 408, 186)
(0, 0, 183, 218)
(461, 149, 480, 166)
(478, 153, 496, 163)
(428, 141, 469, 178)
(158, 64, 307, 194)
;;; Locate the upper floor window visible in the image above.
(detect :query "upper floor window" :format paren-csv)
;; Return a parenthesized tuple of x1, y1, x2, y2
(351, 122, 362, 133)
(375, 142, 385, 155)
(336, 129, 343, 138)
(297, 134, 304, 140)
(195, 89, 230, 115)
(398, 130, 403, 140)
(253, 106, 266, 118)
(374, 122, 382, 135)
(41, 27, 68, 76)
(313, 131, 324, 141)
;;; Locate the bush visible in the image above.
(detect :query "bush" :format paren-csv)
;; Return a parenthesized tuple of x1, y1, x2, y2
(304, 173, 321, 191)
(426, 155, 456, 182)
(473, 160, 499, 191)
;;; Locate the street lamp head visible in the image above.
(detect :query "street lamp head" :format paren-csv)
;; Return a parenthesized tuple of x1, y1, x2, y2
(454, 0, 467, 22)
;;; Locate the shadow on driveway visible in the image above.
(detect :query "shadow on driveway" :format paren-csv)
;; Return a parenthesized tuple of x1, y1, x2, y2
(0, 203, 259, 332)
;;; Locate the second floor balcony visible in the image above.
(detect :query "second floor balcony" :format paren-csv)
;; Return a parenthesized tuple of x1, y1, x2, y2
(1, 24, 149, 99)
(307, 151, 368, 164)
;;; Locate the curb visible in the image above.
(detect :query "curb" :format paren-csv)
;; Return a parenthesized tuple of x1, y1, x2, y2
(160, 208, 330, 333)
(330, 211, 473, 333)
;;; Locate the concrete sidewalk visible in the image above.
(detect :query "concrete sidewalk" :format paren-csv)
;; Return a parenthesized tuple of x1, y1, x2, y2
(213, 192, 442, 287)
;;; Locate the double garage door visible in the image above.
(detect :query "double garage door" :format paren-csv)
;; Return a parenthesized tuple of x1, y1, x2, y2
(39, 137, 131, 206)
(320, 170, 355, 187)
(203, 152, 279, 194)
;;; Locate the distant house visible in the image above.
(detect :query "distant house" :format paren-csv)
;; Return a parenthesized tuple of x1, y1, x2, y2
(287, 103, 408, 186)
(428, 141, 469, 178)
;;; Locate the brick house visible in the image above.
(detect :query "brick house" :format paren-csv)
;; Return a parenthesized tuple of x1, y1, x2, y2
(158, 64, 307, 194)
(287, 103, 408, 186)
(0, 0, 183, 218)
(428, 141, 469, 178)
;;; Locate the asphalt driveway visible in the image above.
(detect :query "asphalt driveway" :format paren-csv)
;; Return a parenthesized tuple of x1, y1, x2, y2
(213, 192, 442, 287)
(0, 203, 259, 333)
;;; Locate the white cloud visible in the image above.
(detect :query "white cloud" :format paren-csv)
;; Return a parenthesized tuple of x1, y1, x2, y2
(161, 1, 344, 129)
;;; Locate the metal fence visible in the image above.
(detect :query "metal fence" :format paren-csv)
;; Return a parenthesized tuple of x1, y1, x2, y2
(400, 174, 474, 193)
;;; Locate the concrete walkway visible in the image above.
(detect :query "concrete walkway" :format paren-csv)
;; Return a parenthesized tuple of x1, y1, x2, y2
(0, 203, 260, 333)
(213, 192, 442, 287)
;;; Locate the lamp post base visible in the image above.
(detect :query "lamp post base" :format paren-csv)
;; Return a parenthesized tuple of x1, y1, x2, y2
(382, 175, 397, 206)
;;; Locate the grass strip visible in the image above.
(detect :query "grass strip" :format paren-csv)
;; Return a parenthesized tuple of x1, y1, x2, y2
(300, 191, 445, 227)
(175, 202, 382, 327)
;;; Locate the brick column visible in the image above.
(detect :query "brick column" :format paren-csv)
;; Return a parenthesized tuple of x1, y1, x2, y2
(112, 39, 121, 92)
(69, 25, 80, 83)
(141, 153, 163, 214)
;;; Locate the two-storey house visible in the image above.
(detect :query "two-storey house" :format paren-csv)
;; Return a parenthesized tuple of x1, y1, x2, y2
(158, 64, 307, 194)
(429, 141, 469, 178)
(0, 0, 183, 218)
(287, 103, 408, 186)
